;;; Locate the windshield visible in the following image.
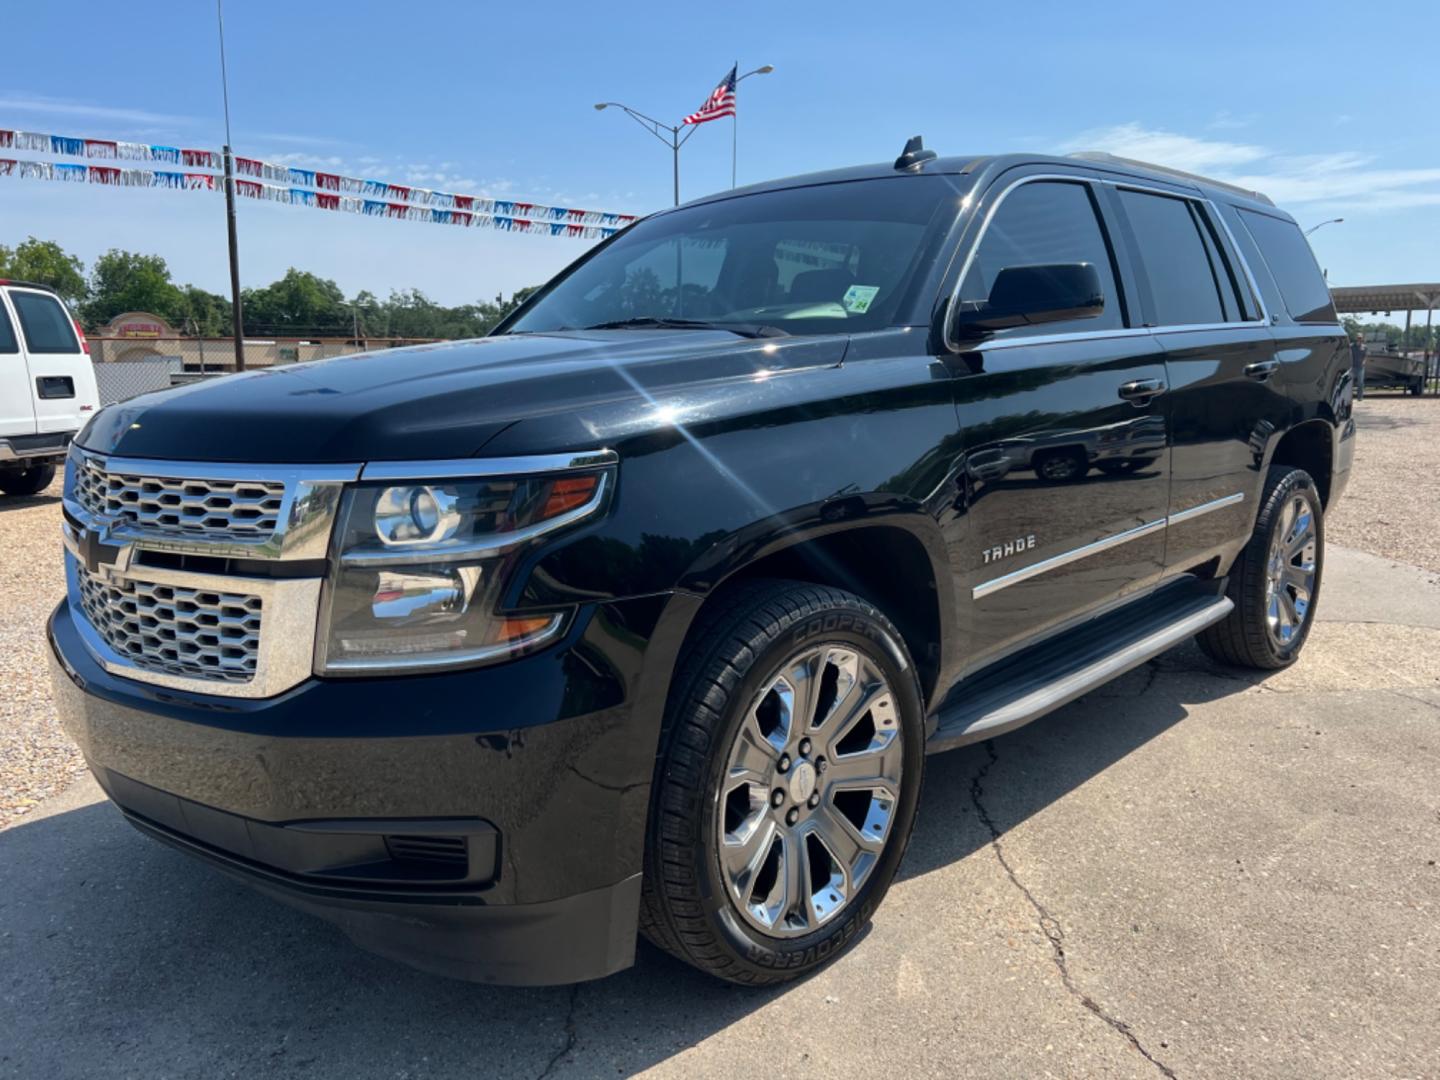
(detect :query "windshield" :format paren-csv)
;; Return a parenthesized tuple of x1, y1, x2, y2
(505, 176, 960, 337)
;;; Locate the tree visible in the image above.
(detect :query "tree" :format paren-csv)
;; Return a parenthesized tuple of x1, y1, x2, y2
(0, 237, 87, 305)
(242, 268, 348, 335)
(178, 285, 232, 337)
(82, 249, 187, 329)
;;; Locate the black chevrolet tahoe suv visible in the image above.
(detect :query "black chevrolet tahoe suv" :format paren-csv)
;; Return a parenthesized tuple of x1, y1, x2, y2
(48, 142, 1354, 987)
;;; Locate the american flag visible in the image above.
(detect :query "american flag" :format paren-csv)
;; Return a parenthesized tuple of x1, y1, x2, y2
(682, 65, 737, 125)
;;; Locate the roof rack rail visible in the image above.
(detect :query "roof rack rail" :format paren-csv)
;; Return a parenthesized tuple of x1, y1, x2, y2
(1066, 151, 1274, 206)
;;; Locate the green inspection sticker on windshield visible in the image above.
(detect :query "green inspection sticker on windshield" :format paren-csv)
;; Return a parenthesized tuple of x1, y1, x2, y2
(842, 284, 880, 314)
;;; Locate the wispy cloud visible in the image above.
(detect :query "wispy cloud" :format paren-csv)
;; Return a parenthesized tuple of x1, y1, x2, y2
(243, 131, 350, 149)
(1207, 110, 1258, 131)
(261, 151, 349, 170)
(1059, 123, 1440, 212)
(1061, 122, 1267, 172)
(0, 93, 193, 129)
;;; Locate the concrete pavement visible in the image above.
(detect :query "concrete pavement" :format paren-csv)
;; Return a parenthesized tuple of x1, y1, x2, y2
(2, 545, 1437, 1079)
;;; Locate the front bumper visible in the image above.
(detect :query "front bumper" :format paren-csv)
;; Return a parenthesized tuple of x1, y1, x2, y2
(48, 593, 684, 985)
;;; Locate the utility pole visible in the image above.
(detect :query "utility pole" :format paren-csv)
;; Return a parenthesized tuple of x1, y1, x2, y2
(216, 0, 245, 371)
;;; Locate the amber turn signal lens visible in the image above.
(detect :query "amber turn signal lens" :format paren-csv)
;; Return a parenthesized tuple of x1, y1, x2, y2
(540, 475, 599, 519)
(492, 615, 561, 643)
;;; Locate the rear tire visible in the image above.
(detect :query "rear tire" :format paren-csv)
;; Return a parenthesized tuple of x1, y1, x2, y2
(640, 580, 925, 985)
(0, 463, 56, 497)
(1197, 466, 1323, 670)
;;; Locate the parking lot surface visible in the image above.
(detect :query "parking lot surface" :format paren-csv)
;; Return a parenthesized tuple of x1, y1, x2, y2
(2, 399, 1438, 1079)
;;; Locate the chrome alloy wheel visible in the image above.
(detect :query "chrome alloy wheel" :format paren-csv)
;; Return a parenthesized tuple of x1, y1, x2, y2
(715, 644, 904, 938)
(1265, 494, 1318, 648)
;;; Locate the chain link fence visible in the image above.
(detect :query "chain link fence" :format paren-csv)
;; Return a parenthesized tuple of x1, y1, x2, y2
(88, 336, 437, 403)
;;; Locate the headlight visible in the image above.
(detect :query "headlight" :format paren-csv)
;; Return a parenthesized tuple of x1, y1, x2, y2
(315, 467, 611, 674)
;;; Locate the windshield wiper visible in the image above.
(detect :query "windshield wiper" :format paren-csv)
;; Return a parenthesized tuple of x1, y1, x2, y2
(583, 317, 788, 339)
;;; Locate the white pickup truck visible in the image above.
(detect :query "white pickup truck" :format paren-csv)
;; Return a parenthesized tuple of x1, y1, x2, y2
(0, 281, 99, 497)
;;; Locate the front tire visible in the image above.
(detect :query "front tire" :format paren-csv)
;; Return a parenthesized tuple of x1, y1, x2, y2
(640, 580, 925, 985)
(1197, 466, 1323, 669)
(1033, 448, 1088, 483)
(0, 463, 56, 497)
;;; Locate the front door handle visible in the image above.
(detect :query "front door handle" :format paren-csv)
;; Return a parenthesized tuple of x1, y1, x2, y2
(1118, 378, 1167, 404)
(1244, 359, 1280, 381)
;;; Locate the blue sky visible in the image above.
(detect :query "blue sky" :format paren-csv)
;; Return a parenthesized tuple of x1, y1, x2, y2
(2, 0, 1435, 307)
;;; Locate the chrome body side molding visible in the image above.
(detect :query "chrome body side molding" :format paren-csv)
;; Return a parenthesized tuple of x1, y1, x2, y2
(972, 492, 1245, 600)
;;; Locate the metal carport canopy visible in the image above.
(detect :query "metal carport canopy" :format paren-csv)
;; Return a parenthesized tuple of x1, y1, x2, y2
(1330, 284, 1440, 313)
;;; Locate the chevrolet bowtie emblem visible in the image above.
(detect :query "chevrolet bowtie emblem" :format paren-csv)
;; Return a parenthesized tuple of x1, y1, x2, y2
(75, 520, 132, 577)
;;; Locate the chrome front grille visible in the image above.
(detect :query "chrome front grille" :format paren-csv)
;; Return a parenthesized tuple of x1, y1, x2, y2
(73, 453, 287, 542)
(62, 450, 358, 698)
(76, 564, 263, 683)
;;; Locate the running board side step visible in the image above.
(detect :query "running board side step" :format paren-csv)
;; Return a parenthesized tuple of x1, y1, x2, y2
(927, 587, 1233, 754)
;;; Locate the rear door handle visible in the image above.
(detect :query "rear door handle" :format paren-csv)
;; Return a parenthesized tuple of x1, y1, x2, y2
(1244, 360, 1280, 381)
(1118, 378, 1166, 404)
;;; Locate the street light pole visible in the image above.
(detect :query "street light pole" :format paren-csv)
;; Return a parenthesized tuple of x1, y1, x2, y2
(1304, 217, 1344, 236)
(732, 64, 774, 188)
(594, 102, 695, 207)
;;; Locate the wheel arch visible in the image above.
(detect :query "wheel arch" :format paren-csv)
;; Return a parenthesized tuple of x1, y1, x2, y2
(1267, 418, 1336, 508)
(662, 515, 951, 720)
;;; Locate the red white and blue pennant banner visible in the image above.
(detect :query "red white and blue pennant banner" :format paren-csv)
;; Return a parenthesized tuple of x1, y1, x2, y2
(0, 126, 638, 240)
(0, 159, 625, 239)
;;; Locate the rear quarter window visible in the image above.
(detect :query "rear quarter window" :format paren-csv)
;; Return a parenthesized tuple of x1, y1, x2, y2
(10, 290, 81, 353)
(1236, 210, 1337, 324)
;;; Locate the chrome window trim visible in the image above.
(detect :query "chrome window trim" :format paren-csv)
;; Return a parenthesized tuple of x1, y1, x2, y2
(339, 471, 612, 568)
(942, 172, 1117, 354)
(1106, 179, 1270, 327)
(62, 554, 323, 699)
(972, 492, 1245, 599)
(943, 170, 1274, 354)
(359, 449, 618, 482)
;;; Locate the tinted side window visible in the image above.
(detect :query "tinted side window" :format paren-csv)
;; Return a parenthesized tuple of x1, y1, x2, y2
(1237, 210, 1337, 323)
(10, 291, 80, 354)
(1117, 189, 1226, 326)
(960, 180, 1124, 333)
(0, 300, 17, 354)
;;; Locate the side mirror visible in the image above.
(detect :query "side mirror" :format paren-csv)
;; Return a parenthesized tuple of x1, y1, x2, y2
(952, 262, 1105, 338)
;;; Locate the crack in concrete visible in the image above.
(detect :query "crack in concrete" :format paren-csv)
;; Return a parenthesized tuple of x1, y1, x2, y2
(1385, 688, 1440, 715)
(969, 741, 1179, 1079)
(535, 984, 580, 1080)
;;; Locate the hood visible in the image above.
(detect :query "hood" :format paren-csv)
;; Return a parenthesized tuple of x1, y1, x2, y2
(79, 330, 848, 463)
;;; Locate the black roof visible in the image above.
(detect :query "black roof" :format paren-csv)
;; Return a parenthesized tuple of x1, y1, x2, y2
(681, 149, 1282, 217)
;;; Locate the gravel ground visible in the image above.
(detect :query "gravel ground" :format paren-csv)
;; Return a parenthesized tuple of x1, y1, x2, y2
(0, 396, 1433, 830)
(0, 472, 78, 828)
(1327, 394, 1440, 573)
